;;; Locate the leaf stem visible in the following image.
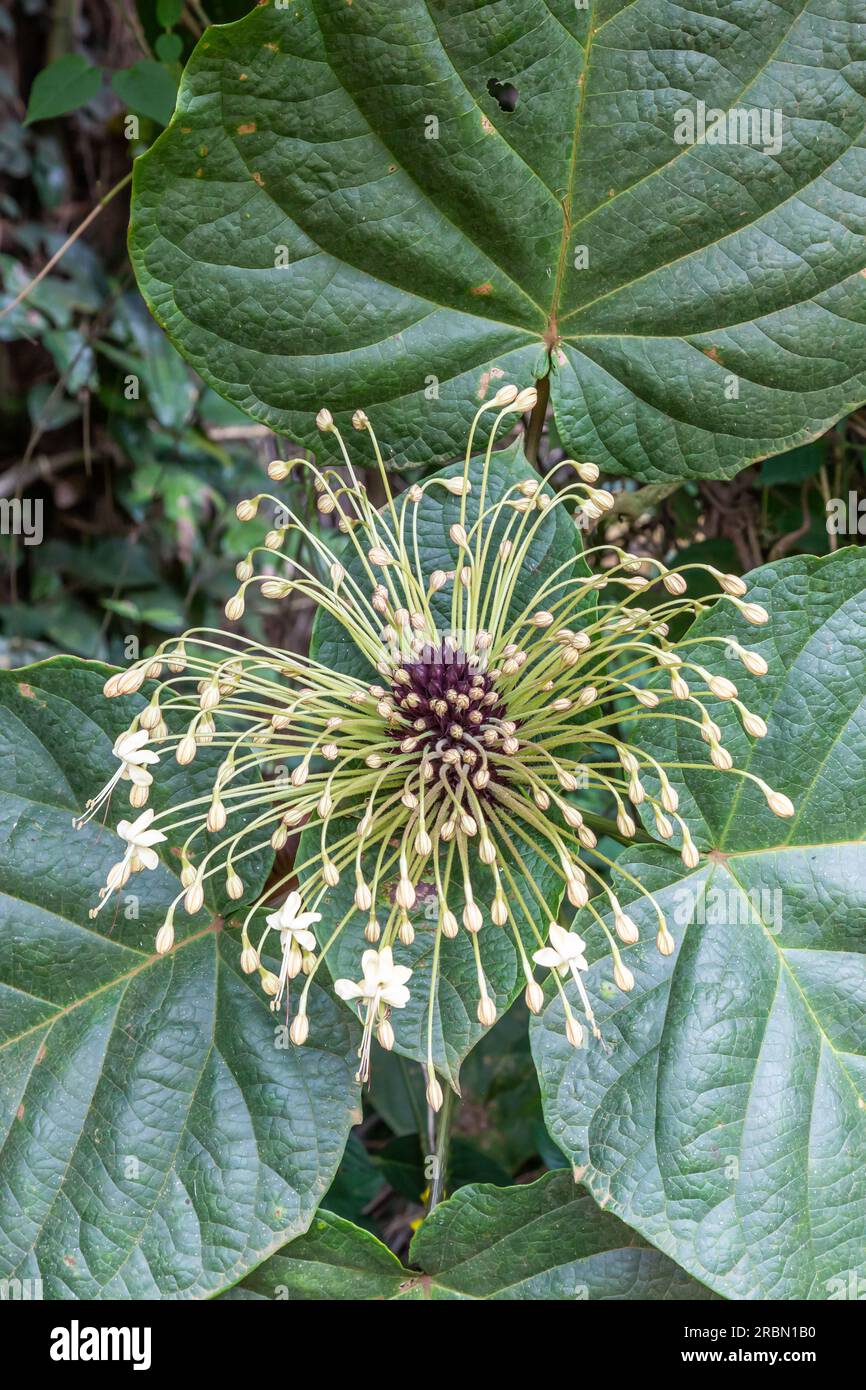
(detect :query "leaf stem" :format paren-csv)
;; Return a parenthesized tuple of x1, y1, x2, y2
(428, 1084, 455, 1212)
(523, 372, 550, 470)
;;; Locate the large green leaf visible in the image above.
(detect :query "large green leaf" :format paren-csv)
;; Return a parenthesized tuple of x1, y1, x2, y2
(224, 1171, 718, 1299)
(129, 0, 866, 481)
(306, 441, 585, 1085)
(530, 551, 866, 1300)
(0, 658, 360, 1299)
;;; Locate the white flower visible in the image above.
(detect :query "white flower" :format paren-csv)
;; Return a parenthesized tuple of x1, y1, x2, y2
(114, 729, 160, 786)
(335, 948, 412, 1010)
(533, 923, 588, 976)
(335, 948, 413, 1083)
(265, 891, 321, 951)
(265, 892, 322, 1008)
(117, 808, 167, 870)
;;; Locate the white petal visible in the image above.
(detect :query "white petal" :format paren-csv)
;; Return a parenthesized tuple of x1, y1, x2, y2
(533, 947, 562, 969)
(334, 979, 363, 1001)
(381, 984, 410, 1009)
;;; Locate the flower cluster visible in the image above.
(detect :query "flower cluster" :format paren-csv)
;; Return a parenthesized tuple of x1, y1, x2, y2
(79, 386, 792, 1108)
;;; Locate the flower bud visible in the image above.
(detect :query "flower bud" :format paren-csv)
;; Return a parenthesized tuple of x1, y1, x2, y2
(489, 383, 520, 408)
(441, 910, 459, 938)
(565, 1016, 584, 1048)
(155, 922, 175, 955)
(613, 961, 635, 992)
(236, 498, 258, 521)
(614, 912, 640, 945)
(316, 407, 334, 432)
(184, 880, 204, 915)
(477, 995, 497, 1026)
(656, 926, 676, 957)
(290, 1013, 310, 1046)
(377, 1018, 395, 1051)
(426, 1076, 444, 1111)
(525, 980, 544, 1014)
(766, 789, 794, 818)
(463, 901, 483, 933)
(240, 945, 259, 973)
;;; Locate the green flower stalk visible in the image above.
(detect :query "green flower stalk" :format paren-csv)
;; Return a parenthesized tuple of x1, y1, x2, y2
(79, 385, 793, 1108)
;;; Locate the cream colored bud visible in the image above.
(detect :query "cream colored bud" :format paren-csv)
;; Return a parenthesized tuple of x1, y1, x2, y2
(207, 799, 227, 833)
(565, 1016, 584, 1049)
(613, 961, 635, 993)
(176, 734, 197, 766)
(439, 910, 458, 939)
(663, 571, 687, 595)
(444, 475, 471, 495)
(330, 561, 345, 589)
(116, 666, 146, 696)
(614, 912, 640, 945)
(429, 569, 447, 591)
(742, 711, 768, 738)
(720, 572, 747, 596)
(322, 861, 339, 888)
(225, 871, 244, 901)
(267, 458, 290, 480)
(377, 1018, 395, 1051)
(711, 744, 733, 771)
(766, 789, 794, 818)
(395, 877, 416, 910)
(155, 922, 175, 955)
(236, 498, 258, 521)
(463, 901, 483, 933)
(225, 593, 245, 622)
(681, 838, 700, 869)
(365, 918, 381, 943)
(566, 461, 598, 487)
(512, 386, 538, 412)
(489, 383, 520, 408)
(368, 545, 393, 566)
(184, 881, 204, 915)
(525, 980, 544, 1014)
(260, 971, 280, 997)
(477, 996, 497, 1026)
(128, 783, 149, 810)
(671, 674, 690, 700)
(531, 610, 554, 628)
(449, 523, 468, 547)
(398, 920, 415, 946)
(316, 407, 334, 432)
(741, 601, 769, 625)
(354, 882, 373, 912)
(740, 648, 768, 676)
(567, 876, 588, 908)
(290, 1013, 310, 1046)
(351, 408, 369, 430)
(426, 1076, 444, 1111)
(656, 925, 676, 957)
(708, 674, 738, 700)
(240, 945, 259, 974)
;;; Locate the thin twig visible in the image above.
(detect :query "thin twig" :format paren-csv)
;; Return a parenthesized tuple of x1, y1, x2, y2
(0, 171, 132, 322)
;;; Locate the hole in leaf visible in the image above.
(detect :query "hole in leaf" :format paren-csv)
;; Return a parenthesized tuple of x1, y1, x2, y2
(487, 77, 519, 113)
